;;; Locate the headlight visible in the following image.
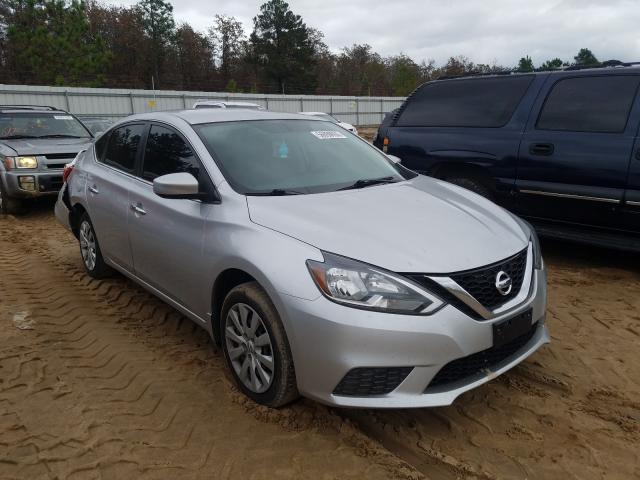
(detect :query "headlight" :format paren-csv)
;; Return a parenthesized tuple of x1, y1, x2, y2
(14, 156, 38, 169)
(307, 252, 444, 315)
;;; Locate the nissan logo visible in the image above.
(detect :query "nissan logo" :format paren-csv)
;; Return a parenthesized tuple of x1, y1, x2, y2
(495, 271, 513, 296)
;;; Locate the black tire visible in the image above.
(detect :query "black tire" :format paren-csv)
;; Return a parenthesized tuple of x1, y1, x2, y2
(0, 181, 25, 215)
(78, 213, 113, 279)
(446, 176, 492, 199)
(221, 282, 299, 408)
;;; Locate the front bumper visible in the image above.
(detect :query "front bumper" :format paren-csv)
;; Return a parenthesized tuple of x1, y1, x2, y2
(281, 267, 548, 408)
(1, 170, 64, 198)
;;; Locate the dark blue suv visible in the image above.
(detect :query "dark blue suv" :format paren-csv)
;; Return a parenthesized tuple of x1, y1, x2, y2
(375, 65, 640, 251)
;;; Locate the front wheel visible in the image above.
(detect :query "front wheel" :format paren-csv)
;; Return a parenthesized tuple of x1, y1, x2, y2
(78, 213, 112, 279)
(0, 182, 25, 215)
(446, 176, 492, 200)
(221, 282, 299, 408)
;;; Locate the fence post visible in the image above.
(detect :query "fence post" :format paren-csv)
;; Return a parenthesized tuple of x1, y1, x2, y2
(182, 94, 188, 109)
(299, 96, 304, 112)
(265, 96, 269, 110)
(129, 92, 135, 114)
(64, 90, 71, 112)
(380, 98, 384, 122)
(329, 98, 333, 115)
(356, 98, 360, 126)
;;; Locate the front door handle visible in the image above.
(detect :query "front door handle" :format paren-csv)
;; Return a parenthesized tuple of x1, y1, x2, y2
(130, 203, 146, 215)
(529, 143, 554, 156)
(88, 185, 99, 194)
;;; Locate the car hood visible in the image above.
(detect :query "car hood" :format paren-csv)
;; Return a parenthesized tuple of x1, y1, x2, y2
(1, 138, 92, 155)
(247, 175, 529, 274)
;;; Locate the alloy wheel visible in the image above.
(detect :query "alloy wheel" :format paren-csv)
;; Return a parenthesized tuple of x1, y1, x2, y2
(79, 220, 97, 271)
(224, 303, 275, 393)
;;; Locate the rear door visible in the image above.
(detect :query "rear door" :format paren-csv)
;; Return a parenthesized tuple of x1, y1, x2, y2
(85, 123, 146, 270)
(622, 115, 640, 232)
(515, 73, 640, 229)
(127, 123, 215, 317)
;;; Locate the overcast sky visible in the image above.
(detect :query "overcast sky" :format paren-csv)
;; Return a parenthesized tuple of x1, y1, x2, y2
(111, 0, 640, 67)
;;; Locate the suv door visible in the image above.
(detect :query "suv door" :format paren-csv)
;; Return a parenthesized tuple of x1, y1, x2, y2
(515, 74, 640, 229)
(622, 118, 640, 232)
(85, 123, 146, 270)
(128, 123, 216, 320)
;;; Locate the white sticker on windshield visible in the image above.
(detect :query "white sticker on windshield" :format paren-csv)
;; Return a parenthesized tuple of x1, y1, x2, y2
(311, 130, 347, 139)
(53, 115, 73, 120)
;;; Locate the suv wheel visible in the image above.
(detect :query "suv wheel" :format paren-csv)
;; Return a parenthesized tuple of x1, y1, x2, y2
(78, 213, 112, 278)
(221, 282, 299, 408)
(0, 182, 24, 215)
(446, 177, 492, 199)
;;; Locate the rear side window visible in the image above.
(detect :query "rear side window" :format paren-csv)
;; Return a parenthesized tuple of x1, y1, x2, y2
(102, 124, 144, 172)
(537, 76, 640, 133)
(396, 75, 533, 128)
(142, 125, 200, 181)
(94, 132, 109, 160)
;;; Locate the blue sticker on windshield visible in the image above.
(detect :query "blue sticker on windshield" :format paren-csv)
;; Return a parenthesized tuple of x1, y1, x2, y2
(278, 141, 289, 158)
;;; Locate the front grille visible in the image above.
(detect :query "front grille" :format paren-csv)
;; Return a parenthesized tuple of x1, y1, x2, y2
(44, 153, 76, 160)
(449, 249, 527, 310)
(425, 322, 538, 391)
(45, 162, 67, 170)
(333, 367, 413, 397)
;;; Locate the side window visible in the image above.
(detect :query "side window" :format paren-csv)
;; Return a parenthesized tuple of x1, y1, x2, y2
(396, 75, 534, 128)
(94, 131, 110, 160)
(537, 76, 640, 133)
(102, 124, 144, 172)
(142, 125, 200, 182)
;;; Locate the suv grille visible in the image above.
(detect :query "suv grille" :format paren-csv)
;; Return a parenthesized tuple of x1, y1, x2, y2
(425, 322, 538, 391)
(449, 248, 527, 310)
(333, 367, 413, 397)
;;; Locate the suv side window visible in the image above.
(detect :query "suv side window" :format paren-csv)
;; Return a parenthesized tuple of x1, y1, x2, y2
(396, 75, 534, 128)
(537, 75, 640, 133)
(102, 124, 145, 172)
(141, 125, 200, 181)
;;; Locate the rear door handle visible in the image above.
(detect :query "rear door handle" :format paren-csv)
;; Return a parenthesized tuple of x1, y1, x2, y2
(88, 185, 99, 194)
(529, 143, 554, 156)
(130, 203, 146, 215)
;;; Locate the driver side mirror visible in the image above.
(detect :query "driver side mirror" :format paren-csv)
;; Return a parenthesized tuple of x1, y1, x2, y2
(153, 172, 203, 199)
(387, 154, 402, 164)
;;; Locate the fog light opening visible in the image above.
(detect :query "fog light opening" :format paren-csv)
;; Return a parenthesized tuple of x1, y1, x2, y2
(18, 176, 36, 191)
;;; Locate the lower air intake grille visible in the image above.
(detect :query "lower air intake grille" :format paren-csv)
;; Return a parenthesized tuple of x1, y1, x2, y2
(426, 322, 539, 391)
(333, 367, 413, 396)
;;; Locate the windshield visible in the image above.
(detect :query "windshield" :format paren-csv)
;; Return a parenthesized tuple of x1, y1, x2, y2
(195, 119, 414, 194)
(0, 113, 92, 139)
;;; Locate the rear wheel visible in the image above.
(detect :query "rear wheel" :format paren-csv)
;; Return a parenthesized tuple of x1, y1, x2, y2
(0, 182, 25, 215)
(78, 213, 112, 278)
(221, 282, 298, 407)
(446, 176, 492, 200)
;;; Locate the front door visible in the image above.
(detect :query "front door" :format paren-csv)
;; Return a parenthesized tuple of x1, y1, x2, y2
(127, 123, 215, 318)
(515, 74, 640, 230)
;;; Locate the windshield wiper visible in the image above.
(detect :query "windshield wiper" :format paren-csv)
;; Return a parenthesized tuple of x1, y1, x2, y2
(338, 176, 398, 191)
(0, 134, 39, 140)
(248, 188, 305, 196)
(35, 134, 88, 139)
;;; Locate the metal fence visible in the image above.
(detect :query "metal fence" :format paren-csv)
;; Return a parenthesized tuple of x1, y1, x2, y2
(0, 84, 405, 126)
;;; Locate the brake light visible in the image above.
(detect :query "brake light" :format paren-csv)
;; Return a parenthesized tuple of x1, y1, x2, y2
(62, 163, 74, 183)
(383, 137, 389, 153)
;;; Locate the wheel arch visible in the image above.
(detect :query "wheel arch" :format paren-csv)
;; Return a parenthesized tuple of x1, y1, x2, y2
(429, 161, 495, 191)
(69, 202, 88, 239)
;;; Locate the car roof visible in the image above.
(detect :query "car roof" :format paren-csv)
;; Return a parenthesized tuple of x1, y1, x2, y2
(120, 109, 327, 126)
(193, 100, 262, 107)
(299, 111, 331, 116)
(434, 64, 640, 82)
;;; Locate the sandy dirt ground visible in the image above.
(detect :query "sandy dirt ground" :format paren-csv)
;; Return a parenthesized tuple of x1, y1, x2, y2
(0, 202, 638, 480)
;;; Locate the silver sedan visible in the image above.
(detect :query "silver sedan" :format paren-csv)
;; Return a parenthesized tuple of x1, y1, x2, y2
(55, 109, 548, 408)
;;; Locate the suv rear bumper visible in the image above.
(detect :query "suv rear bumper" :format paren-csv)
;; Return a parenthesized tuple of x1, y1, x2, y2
(1, 170, 64, 198)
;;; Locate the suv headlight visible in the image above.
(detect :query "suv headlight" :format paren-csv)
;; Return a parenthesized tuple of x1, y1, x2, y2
(307, 252, 444, 315)
(5, 156, 39, 169)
